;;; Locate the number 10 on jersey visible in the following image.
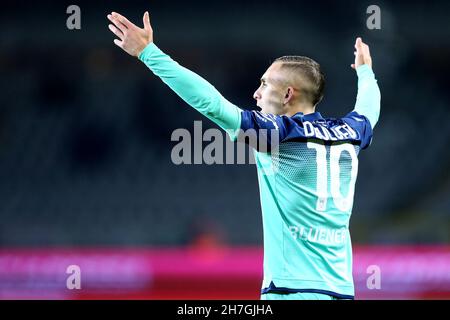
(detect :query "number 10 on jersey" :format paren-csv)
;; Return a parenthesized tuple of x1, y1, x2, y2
(307, 142, 358, 212)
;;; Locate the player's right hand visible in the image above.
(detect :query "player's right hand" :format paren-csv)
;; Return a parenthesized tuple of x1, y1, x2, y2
(107, 11, 153, 57)
(351, 37, 372, 70)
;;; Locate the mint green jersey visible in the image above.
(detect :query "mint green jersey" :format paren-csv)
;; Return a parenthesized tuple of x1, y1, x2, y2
(252, 122, 363, 298)
(139, 43, 381, 299)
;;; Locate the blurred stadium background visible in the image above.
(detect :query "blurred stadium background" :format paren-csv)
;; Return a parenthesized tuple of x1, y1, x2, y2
(0, 0, 449, 299)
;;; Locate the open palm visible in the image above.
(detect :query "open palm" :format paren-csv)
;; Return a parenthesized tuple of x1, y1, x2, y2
(107, 11, 153, 57)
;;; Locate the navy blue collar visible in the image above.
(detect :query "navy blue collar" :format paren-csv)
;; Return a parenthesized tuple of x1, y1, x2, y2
(292, 112, 324, 121)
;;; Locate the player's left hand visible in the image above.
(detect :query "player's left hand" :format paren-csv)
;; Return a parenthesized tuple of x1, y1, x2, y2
(107, 11, 153, 57)
(351, 37, 372, 70)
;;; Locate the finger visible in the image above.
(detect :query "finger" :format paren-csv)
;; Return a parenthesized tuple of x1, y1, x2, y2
(355, 37, 362, 50)
(108, 24, 124, 40)
(143, 11, 151, 31)
(113, 39, 124, 49)
(358, 43, 370, 61)
(108, 14, 128, 34)
(351, 64, 356, 69)
(112, 12, 135, 29)
(107, 13, 125, 27)
(363, 43, 371, 56)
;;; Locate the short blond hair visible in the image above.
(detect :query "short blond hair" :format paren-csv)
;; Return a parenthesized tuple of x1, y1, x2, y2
(274, 56, 325, 106)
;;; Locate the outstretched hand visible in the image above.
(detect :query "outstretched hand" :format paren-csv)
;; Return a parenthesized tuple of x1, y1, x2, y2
(351, 37, 372, 70)
(107, 11, 153, 57)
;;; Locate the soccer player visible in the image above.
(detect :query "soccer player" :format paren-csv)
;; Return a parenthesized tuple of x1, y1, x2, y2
(107, 11, 380, 300)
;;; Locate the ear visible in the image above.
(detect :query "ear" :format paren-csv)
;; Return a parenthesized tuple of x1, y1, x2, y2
(283, 87, 295, 105)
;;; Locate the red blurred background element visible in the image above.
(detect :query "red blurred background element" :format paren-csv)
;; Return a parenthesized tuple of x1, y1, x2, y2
(1, 245, 449, 300)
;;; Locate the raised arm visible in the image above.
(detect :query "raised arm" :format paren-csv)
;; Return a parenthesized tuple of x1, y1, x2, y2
(107, 11, 242, 139)
(351, 37, 381, 129)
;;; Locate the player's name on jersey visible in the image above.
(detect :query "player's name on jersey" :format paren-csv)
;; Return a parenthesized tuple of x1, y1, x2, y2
(303, 121, 358, 141)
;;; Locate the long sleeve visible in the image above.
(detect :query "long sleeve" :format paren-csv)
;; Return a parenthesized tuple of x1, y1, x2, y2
(138, 42, 242, 140)
(353, 64, 381, 129)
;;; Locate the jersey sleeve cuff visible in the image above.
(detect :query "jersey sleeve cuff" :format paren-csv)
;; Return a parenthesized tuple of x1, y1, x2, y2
(138, 42, 159, 62)
(356, 64, 375, 79)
